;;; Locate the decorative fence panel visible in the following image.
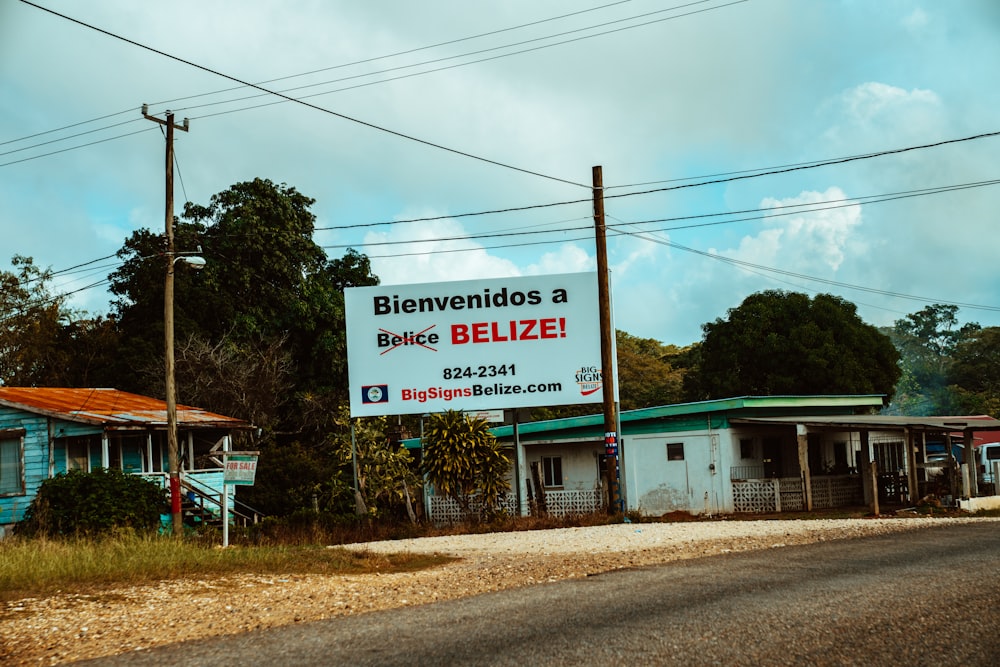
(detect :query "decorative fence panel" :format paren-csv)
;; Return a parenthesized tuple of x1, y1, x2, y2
(811, 475, 863, 508)
(732, 478, 780, 513)
(732, 475, 862, 513)
(427, 489, 603, 524)
(427, 494, 519, 525)
(779, 478, 804, 511)
(539, 489, 603, 517)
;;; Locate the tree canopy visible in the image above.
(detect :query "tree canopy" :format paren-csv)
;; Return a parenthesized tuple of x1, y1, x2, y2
(884, 304, 981, 414)
(947, 326, 1000, 416)
(684, 290, 900, 402)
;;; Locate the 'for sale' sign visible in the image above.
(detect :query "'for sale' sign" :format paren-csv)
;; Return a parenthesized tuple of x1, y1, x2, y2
(223, 455, 258, 486)
(345, 272, 604, 416)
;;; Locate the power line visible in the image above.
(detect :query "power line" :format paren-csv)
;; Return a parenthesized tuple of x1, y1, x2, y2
(148, 0, 639, 107)
(316, 176, 1000, 248)
(5, 1, 721, 154)
(8, 1, 746, 173)
(165, 0, 740, 118)
(18, 0, 589, 189)
(613, 227, 1000, 313)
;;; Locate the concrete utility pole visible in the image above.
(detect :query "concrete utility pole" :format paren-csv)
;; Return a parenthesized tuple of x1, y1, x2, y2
(592, 166, 621, 513)
(142, 105, 189, 536)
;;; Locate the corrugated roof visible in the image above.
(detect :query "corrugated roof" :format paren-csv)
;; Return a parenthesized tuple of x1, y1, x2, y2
(0, 387, 251, 429)
(401, 394, 887, 447)
(729, 414, 1000, 432)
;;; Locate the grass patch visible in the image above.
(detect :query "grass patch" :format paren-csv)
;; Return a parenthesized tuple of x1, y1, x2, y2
(0, 534, 451, 603)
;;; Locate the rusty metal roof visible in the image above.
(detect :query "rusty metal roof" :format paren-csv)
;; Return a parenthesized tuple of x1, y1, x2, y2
(0, 387, 251, 430)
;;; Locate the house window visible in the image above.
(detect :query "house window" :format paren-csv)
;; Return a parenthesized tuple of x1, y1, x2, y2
(739, 438, 754, 459)
(542, 456, 563, 487)
(0, 430, 26, 496)
(666, 442, 684, 461)
(67, 438, 90, 472)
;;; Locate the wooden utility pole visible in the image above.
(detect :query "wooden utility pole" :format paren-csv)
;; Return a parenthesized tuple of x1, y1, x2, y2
(592, 166, 621, 513)
(142, 105, 189, 536)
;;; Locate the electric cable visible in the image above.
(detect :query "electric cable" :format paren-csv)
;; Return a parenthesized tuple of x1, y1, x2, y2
(17, 0, 590, 189)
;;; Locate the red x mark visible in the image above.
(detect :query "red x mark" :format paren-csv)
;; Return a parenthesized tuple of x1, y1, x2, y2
(378, 324, 438, 355)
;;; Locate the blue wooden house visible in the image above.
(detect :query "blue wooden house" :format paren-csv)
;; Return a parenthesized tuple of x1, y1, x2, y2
(0, 387, 253, 536)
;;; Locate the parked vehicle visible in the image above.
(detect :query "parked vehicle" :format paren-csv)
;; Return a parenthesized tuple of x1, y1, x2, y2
(978, 442, 1000, 486)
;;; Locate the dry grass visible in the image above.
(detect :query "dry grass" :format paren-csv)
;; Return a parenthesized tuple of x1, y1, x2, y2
(0, 533, 450, 603)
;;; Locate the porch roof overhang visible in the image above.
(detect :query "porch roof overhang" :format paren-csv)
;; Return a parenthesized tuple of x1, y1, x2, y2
(400, 395, 886, 448)
(729, 414, 1000, 434)
(0, 387, 252, 431)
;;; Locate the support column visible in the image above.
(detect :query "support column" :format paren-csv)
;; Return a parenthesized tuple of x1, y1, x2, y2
(905, 427, 918, 503)
(859, 430, 873, 506)
(796, 424, 812, 511)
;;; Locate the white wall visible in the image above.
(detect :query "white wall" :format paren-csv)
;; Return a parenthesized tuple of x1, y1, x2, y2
(626, 432, 730, 515)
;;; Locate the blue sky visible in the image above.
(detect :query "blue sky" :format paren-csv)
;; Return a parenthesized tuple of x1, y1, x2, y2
(2, 0, 999, 347)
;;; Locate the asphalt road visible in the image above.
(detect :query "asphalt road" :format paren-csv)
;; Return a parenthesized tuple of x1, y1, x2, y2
(82, 523, 1000, 666)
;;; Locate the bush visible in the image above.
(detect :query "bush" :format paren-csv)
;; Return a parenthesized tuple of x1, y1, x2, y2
(17, 468, 169, 538)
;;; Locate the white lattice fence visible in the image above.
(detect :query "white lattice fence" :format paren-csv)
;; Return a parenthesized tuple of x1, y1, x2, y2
(427, 494, 518, 525)
(538, 489, 603, 517)
(732, 479, 779, 513)
(779, 478, 804, 511)
(811, 475, 864, 508)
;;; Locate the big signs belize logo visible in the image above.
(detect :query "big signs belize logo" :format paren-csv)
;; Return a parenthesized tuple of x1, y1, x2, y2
(576, 366, 603, 397)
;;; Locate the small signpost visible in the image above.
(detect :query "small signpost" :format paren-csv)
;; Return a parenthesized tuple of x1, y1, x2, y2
(221, 451, 258, 547)
(224, 453, 259, 485)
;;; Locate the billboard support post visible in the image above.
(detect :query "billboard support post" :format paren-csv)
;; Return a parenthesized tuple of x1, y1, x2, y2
(593, 165, 621, 514)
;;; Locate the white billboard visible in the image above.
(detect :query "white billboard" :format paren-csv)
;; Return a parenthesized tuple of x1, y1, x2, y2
(345, 272, 604, 417)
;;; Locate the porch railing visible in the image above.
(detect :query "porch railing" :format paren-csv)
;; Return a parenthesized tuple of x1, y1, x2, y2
(732, 475, 862, 513)
(139, 470, 264, 526)
(427, 488, 604, 524)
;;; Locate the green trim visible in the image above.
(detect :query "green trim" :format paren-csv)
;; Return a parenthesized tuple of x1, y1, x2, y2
(400, 395, 883, 449)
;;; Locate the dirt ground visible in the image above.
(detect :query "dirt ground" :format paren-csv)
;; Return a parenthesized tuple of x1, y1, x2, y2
(2, 515, 994, 665)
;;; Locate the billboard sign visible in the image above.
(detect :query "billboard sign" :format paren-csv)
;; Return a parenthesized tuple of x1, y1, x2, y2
(345, 272, 604, 416)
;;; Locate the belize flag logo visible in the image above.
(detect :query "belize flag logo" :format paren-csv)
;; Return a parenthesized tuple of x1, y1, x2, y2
(362, 385, 389, 404)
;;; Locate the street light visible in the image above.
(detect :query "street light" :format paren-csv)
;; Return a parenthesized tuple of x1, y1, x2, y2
(165, 251, 205, 535)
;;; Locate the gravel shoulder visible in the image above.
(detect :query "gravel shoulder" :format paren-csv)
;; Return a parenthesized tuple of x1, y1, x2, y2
(3, 516, 996, 665)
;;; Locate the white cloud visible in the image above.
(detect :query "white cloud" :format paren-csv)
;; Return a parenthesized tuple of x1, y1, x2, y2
(523, 243, 593, 276)
(755, 187, 863, 271)
(365, 215, 520, 285)
(902, 8, 930, 32)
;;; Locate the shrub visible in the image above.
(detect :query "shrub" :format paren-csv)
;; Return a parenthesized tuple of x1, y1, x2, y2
(17, 468, 169, 538)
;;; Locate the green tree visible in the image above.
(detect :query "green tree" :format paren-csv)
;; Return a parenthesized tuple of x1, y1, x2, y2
(109, 178, 378, 398)
(330, 407, 420, 521)
(0, 256, 117, 387)
(106, 178, 380, 517)
(684, 290, 900, 402)
(948, 326, 1000, 416)
(615, 330, 687, 410)
(0, 256, 66, 385)
(885, 304, 981, 415)
(420, 410, 511, 520)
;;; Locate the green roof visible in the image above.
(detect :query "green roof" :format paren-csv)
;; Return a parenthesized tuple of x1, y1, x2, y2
(401, 394, 884, 448)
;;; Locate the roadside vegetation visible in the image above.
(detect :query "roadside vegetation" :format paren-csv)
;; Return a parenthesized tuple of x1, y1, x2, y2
(0, 532, 450, 604)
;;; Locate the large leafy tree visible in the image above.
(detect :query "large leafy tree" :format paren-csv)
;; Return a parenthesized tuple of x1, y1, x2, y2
(948, 326, 1000, 416)
(0, 256, 119, 387)
(109, 178, 378, 402)
(885, 304, 981, 415)
(684, 290, 900, 401)
(615, 331, 687, 410)
(421, 410, 511, 520)
(107, 179, 379, 517)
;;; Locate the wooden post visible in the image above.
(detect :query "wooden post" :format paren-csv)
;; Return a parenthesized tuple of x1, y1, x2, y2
(870, 458, 880, 516)
(964, 429, 978, 498)
(142, 105, 190, 536)
(796, 425, 812, 511)
(905, 427, 918, 503)
(859, 430, 873, 506)
(593, 165, 620, 514)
